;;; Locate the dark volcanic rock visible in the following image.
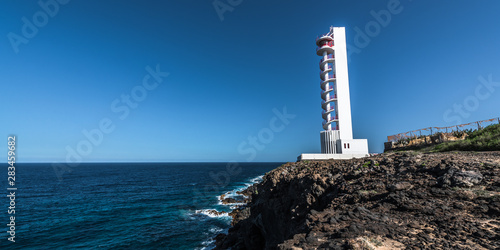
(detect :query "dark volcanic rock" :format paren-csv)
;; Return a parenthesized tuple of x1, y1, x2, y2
(221, 197, 242, 204)
(388, 181, 413, 191)
(438, 168, 484, 188)
(214, 151, 500, 249)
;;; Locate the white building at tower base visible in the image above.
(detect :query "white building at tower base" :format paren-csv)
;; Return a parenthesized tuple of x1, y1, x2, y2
(298, 27, 369, 161)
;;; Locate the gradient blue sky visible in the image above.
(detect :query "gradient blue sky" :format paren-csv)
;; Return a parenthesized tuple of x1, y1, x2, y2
(1, 0, 500, 162)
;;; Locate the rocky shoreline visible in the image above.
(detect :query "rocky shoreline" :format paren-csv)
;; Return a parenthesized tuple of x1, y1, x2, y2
(214, 151, 500, 249)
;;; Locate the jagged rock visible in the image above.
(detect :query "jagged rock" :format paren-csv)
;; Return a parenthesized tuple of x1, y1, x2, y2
(439, 167, 483, 187)
(221, 197, 243, 204)
(451, 170, 483, 187)
(388, 181, 413, 191)
(214, 151, 500, 250)
(233, 207, 249, 219)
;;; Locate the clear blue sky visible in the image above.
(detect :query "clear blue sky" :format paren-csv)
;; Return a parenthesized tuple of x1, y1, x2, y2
(1, 0, 500, 162)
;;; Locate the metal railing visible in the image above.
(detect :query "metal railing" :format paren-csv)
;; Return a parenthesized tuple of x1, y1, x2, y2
(316, 43, 334, 52)
(387, 117, 500, 142)
(320, 55, 335, 64)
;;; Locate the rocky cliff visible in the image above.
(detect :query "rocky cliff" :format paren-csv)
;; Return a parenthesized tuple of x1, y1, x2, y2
(214, 151, 500, 249)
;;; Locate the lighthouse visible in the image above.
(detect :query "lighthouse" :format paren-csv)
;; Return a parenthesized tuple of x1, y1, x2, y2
(299, 27, 369, 161)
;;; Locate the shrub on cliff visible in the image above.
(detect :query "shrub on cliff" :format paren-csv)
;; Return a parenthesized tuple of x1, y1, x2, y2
(434, 123, 500, 152)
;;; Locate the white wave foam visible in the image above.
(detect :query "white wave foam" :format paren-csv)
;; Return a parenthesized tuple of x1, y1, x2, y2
(209, 226, 224, 234)
(217, 189, 245, 204)
(198, 175, 265, 249)
(195, 209, 229, 218)
(230, 204, 246, 209)
(199, 242, 213, 250)
(249, 175, 264, 184)
(217, 174, 265, 207)
(198, 226, 224, 249)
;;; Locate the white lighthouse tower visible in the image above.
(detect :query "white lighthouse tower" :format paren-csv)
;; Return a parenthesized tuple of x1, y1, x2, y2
(299, 27, 369, 161)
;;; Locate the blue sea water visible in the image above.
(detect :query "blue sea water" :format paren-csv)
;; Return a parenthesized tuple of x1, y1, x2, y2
(0, 162, 282, 249)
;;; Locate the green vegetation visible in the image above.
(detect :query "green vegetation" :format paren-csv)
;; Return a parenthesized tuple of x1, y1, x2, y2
(362, 161, 371, 168)
(433, 124, 500, 152)
(389, 123, 500, 153)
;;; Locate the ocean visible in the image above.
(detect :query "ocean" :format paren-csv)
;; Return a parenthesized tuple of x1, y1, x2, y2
(0, 162, 283, 249)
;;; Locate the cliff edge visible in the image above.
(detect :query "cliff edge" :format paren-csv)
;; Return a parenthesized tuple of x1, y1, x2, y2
(214, 151, 500, 249)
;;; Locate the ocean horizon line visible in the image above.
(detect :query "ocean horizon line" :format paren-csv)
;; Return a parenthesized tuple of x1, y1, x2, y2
(5, 161, 288, 164)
